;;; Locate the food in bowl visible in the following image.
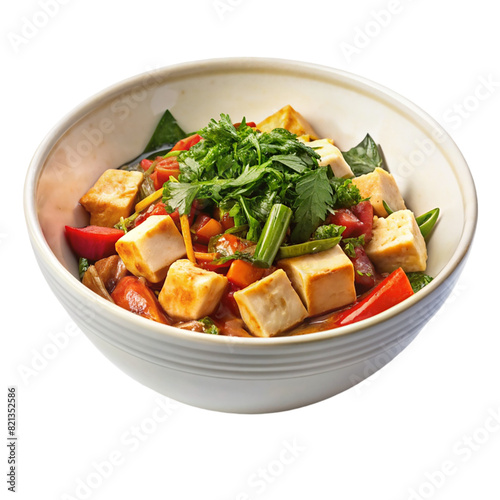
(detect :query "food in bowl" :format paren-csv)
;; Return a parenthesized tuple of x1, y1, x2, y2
(65, 104, 439, 338)
(25, 59, 477, 413)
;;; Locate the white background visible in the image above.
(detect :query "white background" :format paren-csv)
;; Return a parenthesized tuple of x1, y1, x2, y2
(2, 1, 499, 499)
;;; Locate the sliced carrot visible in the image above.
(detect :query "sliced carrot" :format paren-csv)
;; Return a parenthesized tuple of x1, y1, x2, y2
(227, 259, 265, 288)
(135, 188, 163, 213)
(180, 214, 196, 264)
(193, 217, 223, 244)
(194, 251, 219, 262)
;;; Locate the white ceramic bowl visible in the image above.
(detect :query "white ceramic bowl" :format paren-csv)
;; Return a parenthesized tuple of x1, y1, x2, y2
(24, 58, 477, 413)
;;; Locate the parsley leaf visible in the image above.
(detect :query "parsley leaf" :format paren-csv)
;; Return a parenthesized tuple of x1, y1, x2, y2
(163, 182, 200, 216)
(199, 317, 219, 335)
(341, 235, 366, 258)
(291, 167, 333, 243)
(313, 224, 345, 240)
(331, 178, 363, 208)
(406, 272, 434, 293)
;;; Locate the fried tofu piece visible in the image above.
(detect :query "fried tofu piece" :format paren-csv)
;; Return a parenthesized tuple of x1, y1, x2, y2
(80, 169, 143, 227)
(158, 259, 228, 321)
(278, 245, 356, 317)
(116, 215, 186, 283)
(257, 105, 319, 139)
(233, 269, 308, 338)
(365, 210, 427, 273)
(305, 139, 354, 178)
(351, 167, 406, 217)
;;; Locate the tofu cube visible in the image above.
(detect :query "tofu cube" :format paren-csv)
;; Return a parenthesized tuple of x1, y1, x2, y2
(80, 169, 143, 227)
(116, 215, 186, 283)
(306, 139, 354, 178)
(365, 210, 427, 273)
(351, 167, 406, 217)
(278, 245, 356, 317)
(158, 259, 228, 320)
(257, 105, 319, 139)
(233, 269, 308, 338)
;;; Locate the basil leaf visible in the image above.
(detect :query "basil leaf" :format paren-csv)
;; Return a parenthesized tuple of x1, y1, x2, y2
(144, 110, 187, 153)
(342, 133, 382, 176)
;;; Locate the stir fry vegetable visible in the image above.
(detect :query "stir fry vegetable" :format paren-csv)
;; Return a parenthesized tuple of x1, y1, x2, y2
(66, 105, 439, 337)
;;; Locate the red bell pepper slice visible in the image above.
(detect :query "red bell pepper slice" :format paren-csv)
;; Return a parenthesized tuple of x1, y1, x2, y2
(65, 225, 124, 261)
(171, 134, 202, 152)
(333, 267, 414, 327)
(111, 276, 170, 324)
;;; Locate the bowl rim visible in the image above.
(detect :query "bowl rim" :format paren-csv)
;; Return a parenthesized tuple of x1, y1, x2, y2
(23, 56, 478, 349)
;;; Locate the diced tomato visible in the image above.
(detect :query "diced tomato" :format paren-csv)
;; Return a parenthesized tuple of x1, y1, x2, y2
(135, 202, 170, 226)
(351, 201, 373, 242)
(211, 233, 253, 255)
(195, 252, 231, 273)
(348, 245, 380, 292)
(212, 207, 235, 231)
(134, 202, 193, 232)
(333, 267, 414, 327)
(150, 156, 180, 190)
(140, 158, 153, 171)
(191, 214, 223, 244)
(65, 225, 124, 261)
(171, 134, 202, 152)
(233, 121, 257, 129)
(327, 208, 364, 238)
(193, 243, 209, 253)
(111, 276, 170, 324)
(218, 282, 242, 318)
(220, 211, 235, 231)
(227, 259, 265, 288)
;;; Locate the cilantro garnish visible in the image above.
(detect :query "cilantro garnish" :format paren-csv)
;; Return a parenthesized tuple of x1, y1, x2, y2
(161, 113, 376, 245)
